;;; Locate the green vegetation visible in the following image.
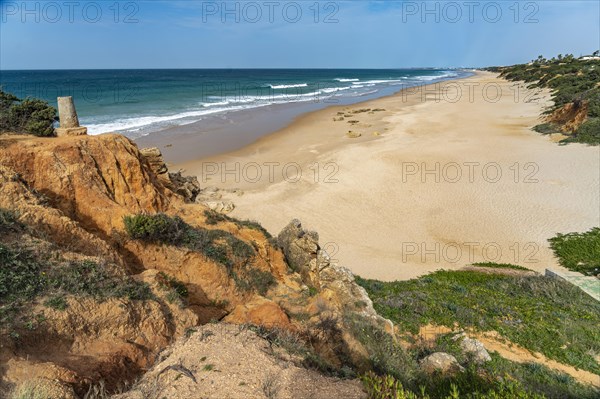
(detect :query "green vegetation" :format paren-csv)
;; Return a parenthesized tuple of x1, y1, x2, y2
(249, 324, 344, 377)
(356, 271, 600, 375)
(0, 208, 23, 232)
(156, 271, 189, 306)
(361, 371, 547, 399)
(352, 269, 600, 399)
(532, 123, 561, 135)
(348, 312, 597, 398)
(9, 382, 51, 399)
(489, 54, 600, 145)
(548, 227, 600, 276)
(470, 262, 531, 271)
(0, 89, 56, 137)
(124, 213, 276, 295)
(203, 209, 273, 238)
(124, 213, 256, 270)
(0, 242, 153, 335)
(233, 268, 276, 295)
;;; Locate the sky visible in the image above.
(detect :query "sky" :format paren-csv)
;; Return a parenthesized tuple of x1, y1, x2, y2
(1, 0, 599, 69)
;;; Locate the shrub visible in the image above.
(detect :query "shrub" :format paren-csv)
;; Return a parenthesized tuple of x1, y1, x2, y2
(566, 118, 600, 145)
(44, 296, 68, 311)
(46, 259, 152, 300)
(0, 208, 23, 233)
(243, 268, 276, 295)
(0, 243, 45, 303)
(123, 213, 190, 244)
(532, 123, 560, 135)
(157, 272, 188, 306)
(0, 90, 56, 137)
(548, 227, 600, 275)
(471, 262, 531, 271)
(124, 213, 256, 270)
(360, 372, 548, 399)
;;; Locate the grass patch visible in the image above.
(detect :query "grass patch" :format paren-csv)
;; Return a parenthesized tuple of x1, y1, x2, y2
(349, 314, 597, 398)
(356, 271, 600, 375)
(44, 296, 68, 311)
(548, 227, 600, 276)
(0, 243, 153, 335)
(471, 262, 531, 271)
(361, 371, 548, 399)
(124, 213, 256, 271)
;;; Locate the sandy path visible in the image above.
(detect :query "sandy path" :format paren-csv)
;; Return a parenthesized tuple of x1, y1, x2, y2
(179, 72, 600, 281)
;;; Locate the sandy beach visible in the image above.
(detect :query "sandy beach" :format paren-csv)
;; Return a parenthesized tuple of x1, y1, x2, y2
(164, 71, 599, 281)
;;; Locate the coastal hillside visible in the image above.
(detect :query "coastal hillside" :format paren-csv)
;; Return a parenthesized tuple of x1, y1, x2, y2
(0, 131, 598, 399)
(488, 53, 600, 144)
(0, 132, 389, 397)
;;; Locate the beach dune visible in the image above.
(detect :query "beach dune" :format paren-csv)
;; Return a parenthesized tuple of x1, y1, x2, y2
(176, 72, 600, 281)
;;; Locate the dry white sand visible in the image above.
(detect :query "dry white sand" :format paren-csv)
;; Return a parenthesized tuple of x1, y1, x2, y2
(178, 72, 600, 281)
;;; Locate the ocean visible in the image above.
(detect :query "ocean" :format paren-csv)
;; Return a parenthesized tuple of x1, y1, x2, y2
(0, 69, 468, 138)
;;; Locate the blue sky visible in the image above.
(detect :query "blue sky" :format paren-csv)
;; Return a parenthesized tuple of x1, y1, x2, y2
(1, 0, 598, 69)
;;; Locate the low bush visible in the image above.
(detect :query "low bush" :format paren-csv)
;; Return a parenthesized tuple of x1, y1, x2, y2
(243, 268, 276, 295)
(0, 90, 56, 137)
(124, 213, 256, 271)
(0, 208, 23, 232)
(360, 371, 547, 399)
(563, 118, 600, 145)
(0, 243, 153, 333)
(532, 123, 560, 135)
(204, 209, 273, 238)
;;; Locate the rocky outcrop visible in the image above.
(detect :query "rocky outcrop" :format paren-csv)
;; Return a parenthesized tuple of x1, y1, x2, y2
(419, 352, 464, 375)
(0, 134, 286, 395)
(195, 186, 244, 214)
(139, 147, 168, 177)
(167, 170, 201, 202)
(277, 219, 392, 330)
(0, 134, 391, 397)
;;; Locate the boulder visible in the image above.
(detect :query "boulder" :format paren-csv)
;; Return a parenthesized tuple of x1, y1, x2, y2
(419, 352, 464, 375)
(203, 200, 235, 214)
(460, 337, 492, 364)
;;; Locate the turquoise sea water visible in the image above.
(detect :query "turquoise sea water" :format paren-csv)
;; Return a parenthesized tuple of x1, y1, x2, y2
(0, 69, 468, 138)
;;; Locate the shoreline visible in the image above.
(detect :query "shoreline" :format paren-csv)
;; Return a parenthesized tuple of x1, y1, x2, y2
(134, 71, 473, 164)
(161, 71, 599, 281)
